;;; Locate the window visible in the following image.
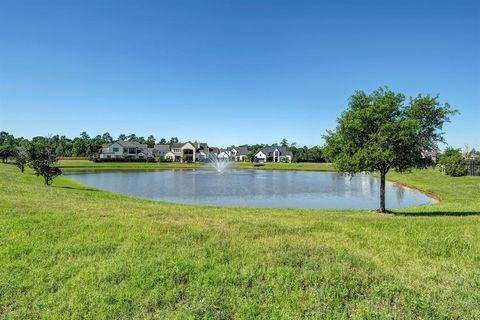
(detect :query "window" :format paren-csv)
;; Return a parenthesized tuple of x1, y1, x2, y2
(113, 147, 119, 152)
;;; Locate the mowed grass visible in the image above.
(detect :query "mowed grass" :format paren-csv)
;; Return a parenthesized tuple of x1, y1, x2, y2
(0, 163, 479, 319)
(57, 160, 335, 172)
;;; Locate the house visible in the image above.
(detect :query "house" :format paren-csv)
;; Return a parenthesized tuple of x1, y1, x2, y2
(226, 146, 249, 161)
(137, 149, 154, 160)
(171, 142, 197, 162)
(218, 151, 229, 160)
(164, 151, 175, 161)
(193, 142, 210, 161)
(99, 140, 249, 163)
(255, 146, 293, 163)
(153, 144, 171, 159)
(100, 141, 148, 159)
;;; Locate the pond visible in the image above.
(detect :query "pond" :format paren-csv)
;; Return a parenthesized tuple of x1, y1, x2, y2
(66, 170, 436, 209)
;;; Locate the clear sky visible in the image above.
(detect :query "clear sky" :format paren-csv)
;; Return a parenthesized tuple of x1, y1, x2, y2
(1, 0, 479, 149)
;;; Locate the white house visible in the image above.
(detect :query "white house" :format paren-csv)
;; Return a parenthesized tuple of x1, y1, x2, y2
(99, 140, 249, 163)
(164, 151, 175, 161)
(255, 146, 292, 163)
(226, 146, 249, 161)
(100, 141, 148, 159)
(170, 142, 197, 162)
(218, 151, 229, 160)
(151, 144, 171, 159)
(137, 149, 154, 160)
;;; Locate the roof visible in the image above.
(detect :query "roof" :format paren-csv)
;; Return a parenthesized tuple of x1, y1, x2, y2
(260, 146, 292, 157)
(196, 142, 209, 150)
(171, 143, 184, 148)
(209, 147, 220, 153)
(154, 144, 170, 151)
(233, 146, 249, 156)
(115, 141, 147, 149)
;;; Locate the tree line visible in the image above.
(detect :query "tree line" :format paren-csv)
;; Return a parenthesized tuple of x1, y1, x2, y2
(0, 132, 181, 159)
(1, 131, 327, 162)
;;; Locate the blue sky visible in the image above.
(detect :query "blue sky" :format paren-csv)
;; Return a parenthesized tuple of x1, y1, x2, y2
(0, 0, 479, 149)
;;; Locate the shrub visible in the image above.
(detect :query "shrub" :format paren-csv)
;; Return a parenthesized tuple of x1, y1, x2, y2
(439, 148, 466, 177)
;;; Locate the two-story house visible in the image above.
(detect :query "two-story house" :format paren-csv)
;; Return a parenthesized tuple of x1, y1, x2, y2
(255, 146, 293, 163)
(225, 146, 250, 161)
(100, 141, 148, 159)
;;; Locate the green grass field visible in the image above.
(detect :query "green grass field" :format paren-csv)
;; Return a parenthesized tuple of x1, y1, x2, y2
(1, 162, 479, 319)
(57, 160, 335, 172)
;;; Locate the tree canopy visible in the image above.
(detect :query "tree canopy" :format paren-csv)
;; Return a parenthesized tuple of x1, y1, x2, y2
(324, 87, 456, 213)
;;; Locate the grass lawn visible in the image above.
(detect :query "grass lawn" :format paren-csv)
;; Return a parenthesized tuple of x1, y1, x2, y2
(57, 160, 335, 172)
(1, 163, 479, 319)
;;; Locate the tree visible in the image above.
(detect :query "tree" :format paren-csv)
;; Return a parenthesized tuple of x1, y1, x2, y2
(14, 146, 28, 173)
(118, 134, 127, 141)
(439, 147, 466, 176)
(102, 132, 113, 143)
(79, 131, 90, 140)
(280, 138, 289, 148)
(169, 137, 179, 145)
(310, 145, 324, 162)
(146, 135, 156, 148)
(159, 138, 167, 144)
(247, 146, 262, 162)
(89, 135, 105, 157)
(0, 131, 18, 163)
(72, 135, 88, 156)
(324, 87, 456, 213)
(55, 136, 73, 157)
(27, 137, 62, 185)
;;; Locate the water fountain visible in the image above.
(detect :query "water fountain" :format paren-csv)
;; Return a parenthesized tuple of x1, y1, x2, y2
(206, 153, 230, 173)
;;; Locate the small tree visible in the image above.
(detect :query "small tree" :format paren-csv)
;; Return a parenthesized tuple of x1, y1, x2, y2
(27, 138, 62, 185)
(324, 87, 456, 213)
(439, 147, 466, 176)
(0, 132, 18, 163)
(14, 147, 28, 173)
(247, 146, 261, 163)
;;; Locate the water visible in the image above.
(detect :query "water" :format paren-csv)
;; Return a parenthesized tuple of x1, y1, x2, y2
(65, 170, 436, 209)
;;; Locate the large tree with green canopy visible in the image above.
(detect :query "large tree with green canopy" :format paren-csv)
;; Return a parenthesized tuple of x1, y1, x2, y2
(323, 87, 456, 213)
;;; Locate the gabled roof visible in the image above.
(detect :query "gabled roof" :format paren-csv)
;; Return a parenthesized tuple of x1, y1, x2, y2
(233, 146, 249, 156)
(116, 141, 147, 149)
(154, 144, 170, 151)
(209, 147, 220, 153)
(260, 146, 292, 157)
(196, 142, 209, 151)
(138, 149, 154, 155)
(171, 143, 184, 148)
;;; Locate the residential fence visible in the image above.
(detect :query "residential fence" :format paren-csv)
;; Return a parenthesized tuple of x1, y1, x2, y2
(466, 161, 480, 176)
(56, 157, 90, 160)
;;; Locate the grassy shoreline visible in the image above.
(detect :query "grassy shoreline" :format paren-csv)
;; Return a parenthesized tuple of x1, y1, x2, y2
(1, 163, 479, 318)
(57, 160, 335, 172)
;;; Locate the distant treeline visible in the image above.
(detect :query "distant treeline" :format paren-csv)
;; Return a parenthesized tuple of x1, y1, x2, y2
(0, 132, 326, 162)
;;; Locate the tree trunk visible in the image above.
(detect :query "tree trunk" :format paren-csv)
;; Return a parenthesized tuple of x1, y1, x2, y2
(380, 171, 386, 213)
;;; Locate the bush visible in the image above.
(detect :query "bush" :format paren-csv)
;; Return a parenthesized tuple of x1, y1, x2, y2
(439, 148, 466, 177)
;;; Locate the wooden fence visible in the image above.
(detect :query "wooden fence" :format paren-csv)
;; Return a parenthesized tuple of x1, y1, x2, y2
(56, 157, 90, 160)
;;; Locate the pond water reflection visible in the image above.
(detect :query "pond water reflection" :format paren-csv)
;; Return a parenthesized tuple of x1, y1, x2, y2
(66, 170, 436, 209)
